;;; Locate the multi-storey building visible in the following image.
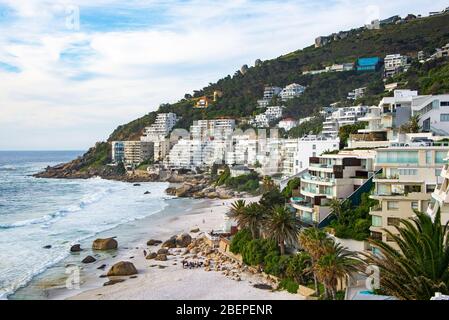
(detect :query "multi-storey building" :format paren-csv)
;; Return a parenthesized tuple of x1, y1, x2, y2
(122, 141, 154, 166)
(279, 83, 306, 101)
(167, 139, 205, 169)
(411, 94, 449, 134)
(370, 145, 449, 250)
(383, 54, 410, 78)
(347, 87, 367, 100)
(322, 106, 369, 136)
(291, 150, 375, 225)
(252, 106, 284, 127)
(257, 86, 282, 108)
(190, 119, 235, 140)
(141, 113, 178, 141)
(111, 141, 125, 163)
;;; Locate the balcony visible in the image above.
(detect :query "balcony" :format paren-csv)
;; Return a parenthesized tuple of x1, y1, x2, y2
(291, 201, 314, 213)
(301, 174, 335, 185)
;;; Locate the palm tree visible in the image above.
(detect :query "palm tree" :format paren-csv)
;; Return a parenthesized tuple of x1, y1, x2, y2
(262, 176, 276, 193)
(298, 227, 333, 295)
(229, 200, 246, 219)
(329, 198, 344, 218)
(363, 210, 449, 300)
(314, 241, 360, 300)
(238, 203, 267, 239)
(264, 205, 301, 255)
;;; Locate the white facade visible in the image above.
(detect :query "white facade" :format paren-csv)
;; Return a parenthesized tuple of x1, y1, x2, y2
(190, 119, 235, 140)
(347, 87, 367, 100)
(322, 106, 369, 136)
(257, 86, 282, 107)
(277, 118, 298, 132)
(141, 113, 178, 141)
(280, 83, 306, 101)
(167, 139, 205, 168)
(251, 106, 284, 128)
(411, 94, 449, 135)
(384, 54, 409, 78)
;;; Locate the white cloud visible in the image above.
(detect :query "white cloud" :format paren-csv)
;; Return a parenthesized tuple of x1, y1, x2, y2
(0, 0, 448, 150)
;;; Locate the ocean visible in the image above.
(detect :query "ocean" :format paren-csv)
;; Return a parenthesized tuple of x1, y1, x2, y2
(0, 151, 174, 299)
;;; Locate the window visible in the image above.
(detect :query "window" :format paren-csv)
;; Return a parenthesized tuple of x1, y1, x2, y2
(426, 151, 432, 164)
(435, 169, 442, 177)
(371, 232, 383, 241)
(387, 217, 401, 226)
(426, 185, 436, 193)
(436, 151, 447, 164)
(411, 201, 419, 210)
(372, 215, 382, 227)
(441, 101, 449, 107)
(313, 144, 316, 150)
(441, 114, 449, 122)
(387, 201, 399, 210)
(398, 168, 418, 176)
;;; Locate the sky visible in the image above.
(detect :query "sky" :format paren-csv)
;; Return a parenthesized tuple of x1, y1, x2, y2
(0, 0, 448, 150)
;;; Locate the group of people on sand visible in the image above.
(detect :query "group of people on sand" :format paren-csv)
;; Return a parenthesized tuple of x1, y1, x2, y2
(182, 260, 204, 269)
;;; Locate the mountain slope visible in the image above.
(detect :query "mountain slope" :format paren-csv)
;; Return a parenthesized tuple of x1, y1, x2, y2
(38, 12, 449, 177)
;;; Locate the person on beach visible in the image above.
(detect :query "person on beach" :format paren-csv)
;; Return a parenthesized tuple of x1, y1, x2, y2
(143, 249, 147, 257)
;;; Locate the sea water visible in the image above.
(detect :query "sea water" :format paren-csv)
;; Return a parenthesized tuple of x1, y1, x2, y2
(0, 151, 172, 299)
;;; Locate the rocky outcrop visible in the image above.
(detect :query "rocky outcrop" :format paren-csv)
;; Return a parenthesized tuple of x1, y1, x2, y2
(146, 252, 157, 260)
(161, 236, 177, 249)
(157, 248, 169, 255)
(155, 254, 168, 261)
(107, 261, 138, 276)
(92, 238, 118, 250)
(70, 244, 82, 252)
(82, 255, 96, 263)
(176, 233, 192, 248)
(147, 239, 162, 246)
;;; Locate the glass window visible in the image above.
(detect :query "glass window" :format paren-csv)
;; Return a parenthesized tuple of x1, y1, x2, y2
(426, 151, 432, 164)
(387, 217, 401, 226)
(372, 215, 382, 227)
(436, 151, 446, 164)
(441, 101, 449, 107)
(411, 201, 419, 210)
(441, 114, 449, 122)
(387, 201, 399, 210)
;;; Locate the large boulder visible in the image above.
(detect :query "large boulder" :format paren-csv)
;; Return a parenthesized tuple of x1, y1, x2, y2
(162, 236, 177, 248)
(176, 233, 192, 248)
(155, 254, 168, 261)
(92, 238, 118, 250)
(70, 244, 82, 252)
(147, 239, 162, 246)
(175, 184, 193, 197)
(146, 252, 157, 260)
(107, 261, 138, 276)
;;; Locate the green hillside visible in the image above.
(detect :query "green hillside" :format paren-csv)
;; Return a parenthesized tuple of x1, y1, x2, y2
(45, 12, 449, 174)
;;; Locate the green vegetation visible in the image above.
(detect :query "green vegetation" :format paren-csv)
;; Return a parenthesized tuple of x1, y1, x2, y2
(55, 13, 449, 175)
(364, 210, 449, 300)
(399, 115, 421, 133)
(281, 177, 301, 199)
(338, 122, 368, 149)
(288, 116, 324, 138)
(329, 193, 377, 241)
(215, 167, 261, 193)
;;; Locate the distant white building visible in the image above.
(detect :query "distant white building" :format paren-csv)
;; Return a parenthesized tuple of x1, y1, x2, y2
(251, 106, 284, 127)
(277, 118, 298, 132)
(347, 87, 367, 100)
(190, 119, 235, 140)
(257, 86, 282, 107)
(141, 113, 178, 141)
(280, 83, 306, 101)
(384, 54, 410, 78)
(322, 106, 369, 136)
(168, 139, 205, 169)
(412, 94, 449, 135)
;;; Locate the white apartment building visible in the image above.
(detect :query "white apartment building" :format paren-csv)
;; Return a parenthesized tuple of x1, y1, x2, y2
(347, 87, 367, 100)
(370, 145, 449, 250)
(119, 141, 154, 166)
(280, 83, 306, 101)
(252, 106, 284, 127)
(384, 54, 410, 78)
(167, 139, 205, 169)
(322, 106, 369, 136)
(225, 134, 259, 166)
(277, 118, 298, 132)
(141, 113, 178, 141)
(411, 94, 449, 135)
(190, 119, 235, 140)
(292, 150, 375, 225)
(257, 86, 282, 108)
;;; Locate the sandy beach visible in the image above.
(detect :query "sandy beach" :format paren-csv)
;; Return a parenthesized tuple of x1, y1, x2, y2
(67, 196, 302, 300)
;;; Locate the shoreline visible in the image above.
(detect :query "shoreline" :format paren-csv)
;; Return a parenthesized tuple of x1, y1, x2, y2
(63, 196, 301, 300)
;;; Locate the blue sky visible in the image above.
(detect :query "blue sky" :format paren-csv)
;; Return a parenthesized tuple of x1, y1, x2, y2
(1, 0, 449, 150)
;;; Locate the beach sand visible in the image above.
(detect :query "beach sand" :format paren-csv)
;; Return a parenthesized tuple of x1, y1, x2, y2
(67, 196, 303, 300)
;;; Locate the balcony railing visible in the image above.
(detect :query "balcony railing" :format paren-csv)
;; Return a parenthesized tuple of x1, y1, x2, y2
(374, 173, 399, 180)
